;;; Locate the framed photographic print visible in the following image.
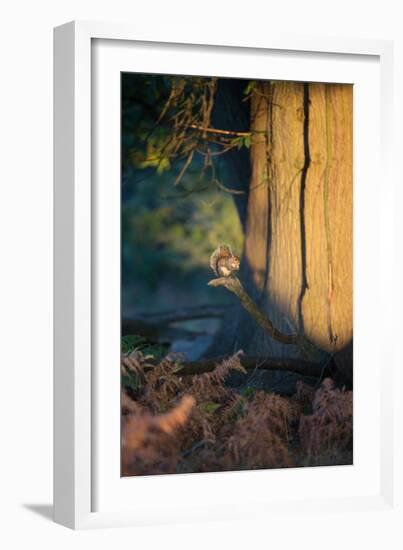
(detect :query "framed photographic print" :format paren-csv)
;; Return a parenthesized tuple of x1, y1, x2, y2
(54, 21, 400, 530)
(119, 73, 354, 477)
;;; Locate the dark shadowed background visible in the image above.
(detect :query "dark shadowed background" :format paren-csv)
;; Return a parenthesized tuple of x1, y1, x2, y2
(121, 73, 244, 359)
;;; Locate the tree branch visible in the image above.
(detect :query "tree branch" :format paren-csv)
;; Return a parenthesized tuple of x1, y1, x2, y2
(121, 319, 202, 340)
(208, 276, 321, 360)
(178, 355, 329, 378)
(186, 123, 251, 137)
(123, 304, 225, 329)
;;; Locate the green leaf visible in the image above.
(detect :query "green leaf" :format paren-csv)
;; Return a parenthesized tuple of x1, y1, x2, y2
(156, 157, 170, 174)
(121, 335, 149, 354)
(243, 80, 256, 96)
(122, 373, 141, 392)
(121, 335, 169, 360)
(241, 386, 255, 398)
(199, 402, 221, 415)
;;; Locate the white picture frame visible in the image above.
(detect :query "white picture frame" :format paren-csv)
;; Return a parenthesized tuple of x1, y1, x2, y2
(54, 20, 401, 531)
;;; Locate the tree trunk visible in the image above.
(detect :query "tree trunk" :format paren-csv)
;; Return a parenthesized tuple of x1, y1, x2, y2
(208, 81, 353, 376)
(211, 79, 251, 229)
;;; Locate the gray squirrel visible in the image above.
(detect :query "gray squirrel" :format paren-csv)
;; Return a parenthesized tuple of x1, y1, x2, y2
(210, 245, 240, 278)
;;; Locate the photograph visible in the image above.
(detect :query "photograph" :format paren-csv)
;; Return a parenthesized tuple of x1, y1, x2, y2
(120, 73, 353, 476)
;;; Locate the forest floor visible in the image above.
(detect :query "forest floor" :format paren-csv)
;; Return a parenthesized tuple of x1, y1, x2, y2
(121, 350, 353, 476)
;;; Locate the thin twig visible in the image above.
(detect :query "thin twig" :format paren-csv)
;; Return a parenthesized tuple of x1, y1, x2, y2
(187, 124, 251, 137)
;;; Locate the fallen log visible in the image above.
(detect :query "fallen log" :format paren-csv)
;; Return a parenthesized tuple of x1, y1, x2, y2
(135, 304, 225, 325)
(122, 304, 226, 337)
(121, 319, 203, 340)
(177, 355, 331, 378)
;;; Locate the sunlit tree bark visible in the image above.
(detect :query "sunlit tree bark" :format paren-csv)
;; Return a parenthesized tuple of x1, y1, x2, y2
(209, 81, 353, 377)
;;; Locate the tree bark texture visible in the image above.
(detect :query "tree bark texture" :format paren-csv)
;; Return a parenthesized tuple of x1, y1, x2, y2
(208, 81, 353, 368)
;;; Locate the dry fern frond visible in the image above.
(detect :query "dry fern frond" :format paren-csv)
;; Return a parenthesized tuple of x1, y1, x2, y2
(221, 394, 247, 423)
(138, 354, 186, 412)
(155, 395, 195, 434)
(122, 351, 154, 377)
(191, 351, 246, 402)
(224, 426, 291, 470)
(312, 378, 352, 420)
(291, 380, 315, 412)
(222, 391, 295, 470)
(145, 353, 183, 386)
(122, 395, 195, 476)
(175, 399, 219, 452)
(121, 392, 143, 416)
(158, 353, 247, 455)
(121, 349, 352, 474)
(298, 378, 353, 465)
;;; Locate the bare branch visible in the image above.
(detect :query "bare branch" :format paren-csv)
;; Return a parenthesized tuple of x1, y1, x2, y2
(186, 124, 251, 137)
(178, 355, 329, 378)
(173, 150, 194, 186)
(129, 304, 226, 326)
(208, 276, 321, 360)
